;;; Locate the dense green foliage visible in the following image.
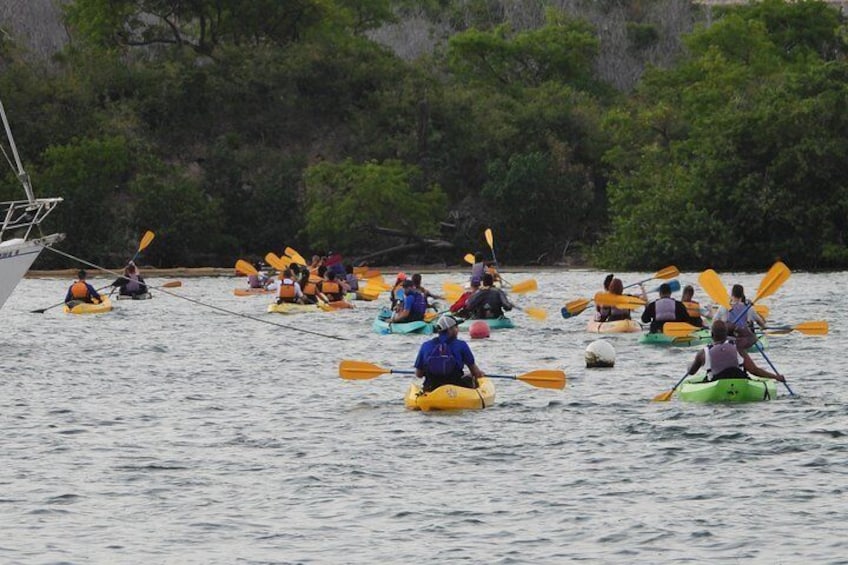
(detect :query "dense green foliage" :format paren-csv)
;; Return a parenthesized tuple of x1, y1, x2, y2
(1, 0, 847, 269)
(596, 0, 848, 269)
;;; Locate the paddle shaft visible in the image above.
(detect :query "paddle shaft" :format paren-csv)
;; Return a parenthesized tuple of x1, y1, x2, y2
(375, 368, 539, 381)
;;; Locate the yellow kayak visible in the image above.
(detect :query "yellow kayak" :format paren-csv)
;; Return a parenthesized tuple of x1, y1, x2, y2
(63, 296, 112, 315)
(585, 319, 641, 333)
(266, 302, 331, 314)
(404, 377, 495, 411)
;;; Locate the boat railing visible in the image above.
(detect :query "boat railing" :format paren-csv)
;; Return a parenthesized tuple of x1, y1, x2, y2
(0, 197, 63, 241)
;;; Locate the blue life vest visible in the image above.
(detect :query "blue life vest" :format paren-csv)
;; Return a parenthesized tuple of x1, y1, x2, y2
(426, 338, 459, 378)
(409, 291, 427, 317)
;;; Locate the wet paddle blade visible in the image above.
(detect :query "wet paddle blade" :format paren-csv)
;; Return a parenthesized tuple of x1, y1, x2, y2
(284, 247, 307, 265)
(662, 321, 701, 337)
(235, 259, 258, 276)
(754, 261, 790, 303)
(339, 360, 390, 379)
(754, 304, 769, 318)
(485, 228, 494, 249)
(698, 269, 730, 309)
(443, 282, 464, 295)
(564, 298, 591, 316)
(523, 306, 547, 321)
(464, 253, 475, 265)
(594, 292, 646, 309)
(654, 265, 679, 280)
(510, 279, 537, 294)
(138, 230, 155, 252)
(652, 389, 675, 402)
(265, 253, 285, 271)
(517, 369, 566, 390)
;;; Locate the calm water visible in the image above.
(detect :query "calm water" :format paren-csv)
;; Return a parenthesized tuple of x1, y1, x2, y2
(1, 270, 845, 564)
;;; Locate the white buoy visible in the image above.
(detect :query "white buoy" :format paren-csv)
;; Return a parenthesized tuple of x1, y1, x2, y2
(585, 339, 615, 368)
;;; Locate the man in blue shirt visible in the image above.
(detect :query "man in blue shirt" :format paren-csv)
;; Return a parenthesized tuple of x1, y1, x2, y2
(414, 315, 484, 391)
(391, 279, 427, 323)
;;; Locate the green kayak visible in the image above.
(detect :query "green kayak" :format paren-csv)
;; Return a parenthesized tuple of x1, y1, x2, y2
(458, 316, 515, 330)
(372, 309, 434, 335)
(639, 329, 769, 351)
(639, 328, 712, 347)
(679, 375, 777, 403)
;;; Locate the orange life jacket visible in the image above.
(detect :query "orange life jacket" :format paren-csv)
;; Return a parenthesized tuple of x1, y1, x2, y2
(684, 300, 701, 319)
(302, 282, 317, 296)
(278, 280, 297, 302)
(321, 281, 341, 296)
(71, 281, 90, 299)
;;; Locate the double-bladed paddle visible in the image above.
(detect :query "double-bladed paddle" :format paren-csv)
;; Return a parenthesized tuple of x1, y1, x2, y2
(338, 360, 566, 389)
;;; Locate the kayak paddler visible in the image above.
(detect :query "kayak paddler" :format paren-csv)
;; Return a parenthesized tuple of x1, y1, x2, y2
(414, 315, 484, 392)
(65, 269, 102, 305)
(687, 320, 784, 383)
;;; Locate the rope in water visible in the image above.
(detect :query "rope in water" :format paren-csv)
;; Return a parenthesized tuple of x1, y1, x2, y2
(40, 245, 347, 341)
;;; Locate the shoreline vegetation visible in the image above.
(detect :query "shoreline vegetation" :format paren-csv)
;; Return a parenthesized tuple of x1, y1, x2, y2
(5, 1, 848, 271)
(26, 264, 595, 279)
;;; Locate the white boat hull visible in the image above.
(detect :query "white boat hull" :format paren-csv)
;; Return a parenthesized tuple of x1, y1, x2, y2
(0, 234, 61, 310)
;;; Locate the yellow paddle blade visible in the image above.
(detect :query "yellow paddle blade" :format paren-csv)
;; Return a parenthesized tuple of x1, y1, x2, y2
(362, 269, 381, 279)
(235, 259, 258, 276)
(754, 304, 769, 318)
(654, 265, 679, 280)
(265, 252, 285, 271)
(663, 321, 701, 337)
(284, 247, 307, 265)
(652, 389, 675, 402)
(522, 306, 547, 321)
(510, 279, 537, 294)
(161, 281, 182, 288)
(796, 320, 829, 335)
(353, 266, 368, 276)
(766, 320, 829, 336)
(564, 298, 592, 315)
(516, 369, 566, 390)
(754, 261, 790, 303)
(423, 311, 440, 322)
(138, 230, 155, 252)
(698, 269, 730, 309)
(464, 253, 475, 265)
(594, 292, 645, 309)
(443, 282, 464, 295)
(339, 360, 390, 380)
(485, 228, 494, 249)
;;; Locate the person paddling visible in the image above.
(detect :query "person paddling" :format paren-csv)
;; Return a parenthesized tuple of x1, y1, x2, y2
(111, 261, 148, 297)
(687, 320, 784, 383)
(319, 271, 346, 303)
(391, 280, 427, 323)
(411, 273, 442, 310)
(275, 268, 304, 305)
(681, 284, 704, 328)
(594, 273, 615, 321)
(465, 273, 513, 319)
(596, 277, 640, 323)
(414, 315, 485, 392)
(714, 284, 767, 351)
(65, 270, 102, 305)
(641, 282, 688, 333)
(450, 276, 481, 318)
